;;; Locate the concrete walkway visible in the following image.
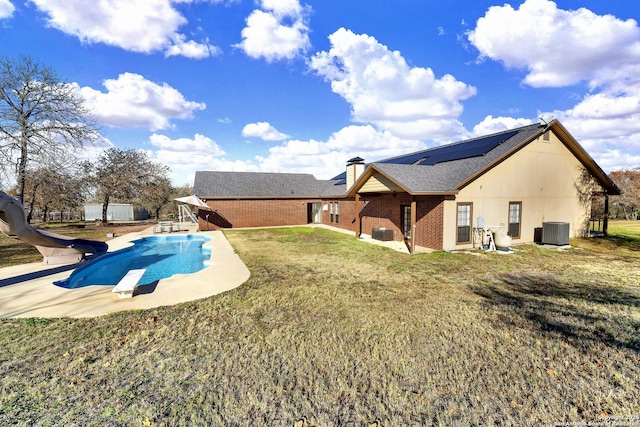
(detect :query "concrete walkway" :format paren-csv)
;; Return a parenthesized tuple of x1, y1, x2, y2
(0, 228, 250, 318)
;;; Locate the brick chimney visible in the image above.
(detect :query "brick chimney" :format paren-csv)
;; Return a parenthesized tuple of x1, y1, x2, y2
(346, 157, 365, 190)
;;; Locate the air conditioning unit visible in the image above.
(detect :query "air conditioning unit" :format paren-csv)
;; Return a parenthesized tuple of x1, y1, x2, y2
(372, 228, 394, 241)
(542, 222, 570, 245)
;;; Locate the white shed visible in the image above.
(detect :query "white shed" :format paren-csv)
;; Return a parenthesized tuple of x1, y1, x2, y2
(84, 203, 148, 221)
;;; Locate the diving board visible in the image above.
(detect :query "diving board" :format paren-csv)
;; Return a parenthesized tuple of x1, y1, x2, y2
(112, 269, 146, 299)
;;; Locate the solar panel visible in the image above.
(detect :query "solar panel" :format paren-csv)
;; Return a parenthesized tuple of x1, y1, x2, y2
(379, 151, 429, 165)
(331, 171, 347, 185)
(380, 130, 519, 166)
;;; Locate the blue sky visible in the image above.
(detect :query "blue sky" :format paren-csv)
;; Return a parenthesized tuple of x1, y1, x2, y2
(1, 0, 639, 186)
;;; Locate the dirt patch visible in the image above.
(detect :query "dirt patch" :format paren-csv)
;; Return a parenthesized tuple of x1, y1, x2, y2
(90, 223, 151, 233)
(43, 223, 152, 233)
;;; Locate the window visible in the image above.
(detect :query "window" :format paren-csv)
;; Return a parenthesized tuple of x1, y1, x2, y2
(508, 202, 521, 238)
(329, 202, 339, 223)
(401, 205, 411, 239)
(457, 203, 472, 243)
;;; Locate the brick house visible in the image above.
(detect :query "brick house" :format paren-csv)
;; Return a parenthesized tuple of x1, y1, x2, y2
(192, 171, 353, 230)
(193, 119, 619, 253)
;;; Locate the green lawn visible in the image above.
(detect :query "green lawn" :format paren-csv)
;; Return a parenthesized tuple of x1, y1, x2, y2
(608, 220, 640, 251)
(0, 223, 639, 425)
(609, 220, 640, 239)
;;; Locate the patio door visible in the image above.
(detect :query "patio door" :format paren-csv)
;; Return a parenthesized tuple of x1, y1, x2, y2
(401, 205, 411, 239)
(307, 203, 322, 224)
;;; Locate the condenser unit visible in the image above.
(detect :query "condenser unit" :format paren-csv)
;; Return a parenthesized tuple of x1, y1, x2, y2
(372, 228, 394, 241)
(541, 222, 570, 245)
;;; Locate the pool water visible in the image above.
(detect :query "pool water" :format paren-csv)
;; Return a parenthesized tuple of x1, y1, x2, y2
(54, 235, 212, 289)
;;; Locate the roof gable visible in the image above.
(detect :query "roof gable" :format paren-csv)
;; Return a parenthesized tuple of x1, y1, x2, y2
(348, 123, 541, 196)
(348, 120, 619, 196)
(359, 170, 405, 193)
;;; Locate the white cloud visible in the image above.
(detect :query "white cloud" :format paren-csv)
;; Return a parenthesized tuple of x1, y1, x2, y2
(28, 0, 220, 58)
(149, 133, 226, 155)
(468, 0, 640, 172)
(78, 73, 206, 131)
(591, 149, 640, 174)
(471, 115, 534, 137)
(549, 89, 640, 172)
(74, 136, 117, 163)
(164, 35, 221, 59)
(0, 0, 14, 19)
(310, 28, 476, 141)
(147, 133, 257, 185)
(256, 125, 426, 179)
(235, 0, 311, 62)
(242, 122, 289, 141)
(261, 0, 303, 17)
(467, 0, 640, 89)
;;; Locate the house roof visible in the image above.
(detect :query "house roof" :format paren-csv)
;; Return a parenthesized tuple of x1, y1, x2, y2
(347, 120, 620, 196)
(194, 171, 345, 199)
(194, 120, 620, 200)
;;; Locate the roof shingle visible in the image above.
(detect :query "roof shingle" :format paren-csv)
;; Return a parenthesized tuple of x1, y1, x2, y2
(194, 171, 344, 199)
(369, 123, 543, 193)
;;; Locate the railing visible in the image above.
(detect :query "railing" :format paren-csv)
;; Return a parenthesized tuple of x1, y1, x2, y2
(178, 204, 198, 223)
(589, 218, 604, 236)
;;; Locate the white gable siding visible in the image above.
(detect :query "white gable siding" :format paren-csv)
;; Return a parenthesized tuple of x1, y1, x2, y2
(359, 171, 403, 193)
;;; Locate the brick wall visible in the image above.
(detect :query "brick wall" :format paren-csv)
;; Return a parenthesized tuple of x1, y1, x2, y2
(359, 193, 444, 250)
(197, 194, 444, 250)
(321, 199, 358, 233)
(360, 193, 408, 239)
(414, 196, 444, 250)
(199, 199, 321, 229)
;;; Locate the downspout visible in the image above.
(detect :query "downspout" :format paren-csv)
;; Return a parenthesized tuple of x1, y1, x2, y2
(603, 193, 609, 236)
(355, 193, 361, 238)
(410, 198, 417, 254)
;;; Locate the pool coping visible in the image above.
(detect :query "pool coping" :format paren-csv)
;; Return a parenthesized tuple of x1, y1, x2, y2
(0, 228, 250, 318)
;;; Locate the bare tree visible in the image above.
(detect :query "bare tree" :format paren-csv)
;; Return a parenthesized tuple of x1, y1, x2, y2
(87, 148, 172, 223)
(0, 56, 100, 203)
(609, 168, 640, 220)
(139, 175, 174, 220)
(160, 183, 193, 220)
(20, 166, 87, 223)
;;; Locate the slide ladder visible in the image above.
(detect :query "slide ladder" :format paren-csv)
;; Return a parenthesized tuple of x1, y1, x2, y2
(178, 204, 198, 223)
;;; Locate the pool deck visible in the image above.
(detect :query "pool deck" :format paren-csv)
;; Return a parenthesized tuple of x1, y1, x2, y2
(0, 227, 250, 318)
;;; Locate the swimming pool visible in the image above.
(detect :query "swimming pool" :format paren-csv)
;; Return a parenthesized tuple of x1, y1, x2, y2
(54, 234, 212, 289)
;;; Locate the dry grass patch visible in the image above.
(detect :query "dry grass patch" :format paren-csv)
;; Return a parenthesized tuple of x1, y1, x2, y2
(0, 226, 639, 426)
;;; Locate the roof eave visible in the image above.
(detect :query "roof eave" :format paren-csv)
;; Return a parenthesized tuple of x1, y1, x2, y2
(549, 121, 621, 195)
(410, 191, 459, 196)
(201, 195, 324, 200)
